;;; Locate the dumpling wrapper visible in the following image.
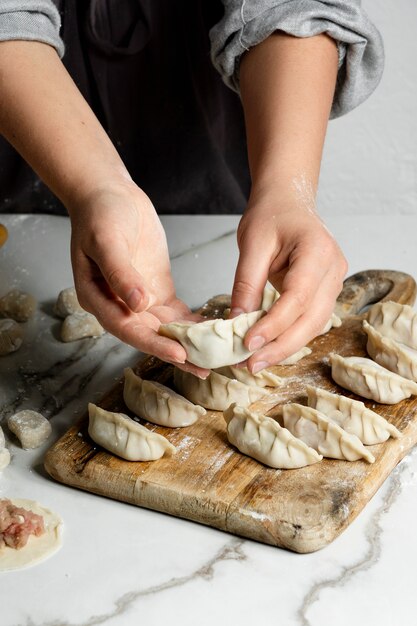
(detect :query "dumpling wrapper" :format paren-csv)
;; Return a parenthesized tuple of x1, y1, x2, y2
(88, 403, 176, 461)
(306, 385, 401, 445)
(173, 368, 267, 411)
(214, 365, 282, 388)
(0, 499, 63, 572)
(363, 320, 417, 382)
(367, 301, 417, 349)
(278, 347, 312, 365)
(282, 403, 375, 463)
(330, 353, 417, 404)
(123, 367, 206, 427)
(223, 403, 322, 469)
(159, 310, 265, 369)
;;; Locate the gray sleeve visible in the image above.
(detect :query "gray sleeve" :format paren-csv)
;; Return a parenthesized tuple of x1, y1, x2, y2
(0, 0, 64, 57)
(210, 0, 384, 118)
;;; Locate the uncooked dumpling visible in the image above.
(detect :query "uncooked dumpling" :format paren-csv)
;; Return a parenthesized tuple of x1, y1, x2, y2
(321, 313, 342, 335)
(0, 289, 36, 322)
(223, 403, 322, 469)
(214, 365, 282, 388)
(363, 320, 417, 382)
(159, 310, 265, 368)
(0, 318, 23, 355)
(279, 347, 312, 365)
(123, 367, 206, 427)
(261, 285, 280, 311)
(330, 353, 417, 404)
(54, 287, 84, 318)
(282, 403, 375, 462)
(367, 301, 417, 349)
(306, 385, 401, 444)
(173, 368, 267, 411)
(88, 403, 176, 461)
(61, 312, 104, 342)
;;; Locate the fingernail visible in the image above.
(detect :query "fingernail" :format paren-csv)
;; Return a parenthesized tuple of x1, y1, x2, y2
(252, 361, 269, 374)
(127, 288, 142, 311)
(248, 335, 265, 351)
(230, 307, 244, 317)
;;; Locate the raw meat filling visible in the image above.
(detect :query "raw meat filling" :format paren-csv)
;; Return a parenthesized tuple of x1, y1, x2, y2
(0, 499, 44, 549)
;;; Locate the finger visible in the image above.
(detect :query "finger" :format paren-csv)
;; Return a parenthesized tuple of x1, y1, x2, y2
(174, 362, 211, 379)
(88, 234, 150, 313)
(244, 244, 337, 351)
(230, 234, 272, 316)
(246, 276, 342, 372)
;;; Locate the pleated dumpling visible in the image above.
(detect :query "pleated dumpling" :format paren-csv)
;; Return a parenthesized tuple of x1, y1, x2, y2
(363, 320, 417, 382)
(282, 403, 375, 463)
(123, 368, 206, 427)
(223, 403, 322, 469)
(88, 403, 176, 461)
(159, 310, 264, 368)
(306, 385, 401, 444)
(330, 353, 417, 404)
(367, 301, 417, 349)
(214, 365, 282, 388)
(173, 368, 267, 411)
(261, 285, 280, 311)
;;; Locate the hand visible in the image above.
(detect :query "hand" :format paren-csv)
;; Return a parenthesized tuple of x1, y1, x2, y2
(230, 195, 348, 373)
(67, 181, 209, 377)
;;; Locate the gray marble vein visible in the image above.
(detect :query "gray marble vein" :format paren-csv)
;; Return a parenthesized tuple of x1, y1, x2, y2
(297, 458, 409, 626)
(20, 538, 246, 626)
(169, 228, 236, 261)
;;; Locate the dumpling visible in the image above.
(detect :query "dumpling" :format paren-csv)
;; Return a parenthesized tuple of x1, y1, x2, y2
(214, 365, 282, 388)
(223, 403, 322, 469)
(173, 368, 267, 411)
(88, 403, 176, 461)
(282, 403, 375, 463)
(123, 367, 206, 427)
(321, 313, 342, 335)
(158, 310, 265, 368)
(363, 320, 417, 382)
(278, 347, 312, 365)
(367, 301, 417, 349)
(261, 285, 280, 311)
(330, 353, 417, 404)
(306, 385, 401, 444)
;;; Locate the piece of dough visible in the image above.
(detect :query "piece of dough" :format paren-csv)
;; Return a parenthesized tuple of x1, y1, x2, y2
(8, 410, 52, 449)
(159, 310, 265, 369)
(0, 289, 36, 322)
(214, 365, 282, 388)
(306, 385, 400, 445)
(278, 347, 312, 365)
(53, 287, 84, 318)
(88, 403, 176, 461)
(61, 312, 104, 342)
(367, 301, 417, 349)
(261, 285, 280, 311)
(223, 403, 322, 469)
(0, 447, 10, 470)
(173, 368, 267, 411)
(282, 403, 375, 463)
(321, 313, 342, 335)
(0, 318, 23, 356)
(0, 499, 62, 572)
(330, 353, 417, 404)
(363, 319, 417, 382)
(123, 367, 206, 427)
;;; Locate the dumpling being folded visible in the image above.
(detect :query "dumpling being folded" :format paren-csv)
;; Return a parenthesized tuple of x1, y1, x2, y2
(158, 310, 264, 368)
(214, 365, 282, 388)
(282, 403, 375, 463)
(367, 301, 417, 349)
(306, 385, 401, 444)
(363, 320, 417, 382)
(173, 368, 267, 411)
(223, 403, 322, 469)
(123, 368, 206, 427)
(88, 403, 176, 461)
(330, 353, 417, 404)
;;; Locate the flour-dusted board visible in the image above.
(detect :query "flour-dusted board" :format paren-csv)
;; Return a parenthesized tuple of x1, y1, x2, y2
(45, 271, 417, 553)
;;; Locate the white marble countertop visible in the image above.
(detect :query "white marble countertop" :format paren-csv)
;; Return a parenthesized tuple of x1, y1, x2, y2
(1, 213, 417, 626)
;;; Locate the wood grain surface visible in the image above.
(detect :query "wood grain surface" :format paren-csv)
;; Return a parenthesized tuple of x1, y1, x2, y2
(44, 270, 417, 553)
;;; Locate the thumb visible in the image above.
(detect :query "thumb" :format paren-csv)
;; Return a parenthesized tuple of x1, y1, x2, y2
(93, 239, 149, 312)
(231, 237, 270, 316)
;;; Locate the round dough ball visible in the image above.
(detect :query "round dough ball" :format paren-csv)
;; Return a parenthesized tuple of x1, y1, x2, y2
(0, 289, 37, 322)
(53, 287, 84, 318)
(0, 318, 23, 356)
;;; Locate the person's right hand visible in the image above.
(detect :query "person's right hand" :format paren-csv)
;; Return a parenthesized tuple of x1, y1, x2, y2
(67, 180, 209, 378)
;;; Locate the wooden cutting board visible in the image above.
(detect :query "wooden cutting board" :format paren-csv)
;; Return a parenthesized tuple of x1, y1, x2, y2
(45, 270, 417, 553)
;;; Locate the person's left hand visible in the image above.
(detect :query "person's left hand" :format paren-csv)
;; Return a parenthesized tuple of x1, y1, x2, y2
(230, 197, 348, 373)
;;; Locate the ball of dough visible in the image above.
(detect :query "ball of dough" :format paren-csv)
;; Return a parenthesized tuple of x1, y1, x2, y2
(0, 318, 23, 356)
(8, 410, 52, 450)
(0, 447, 10, 470)
(60, 312, 104, 342)
(53, 287, 84, 318)
(0, 289, 36, 322)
